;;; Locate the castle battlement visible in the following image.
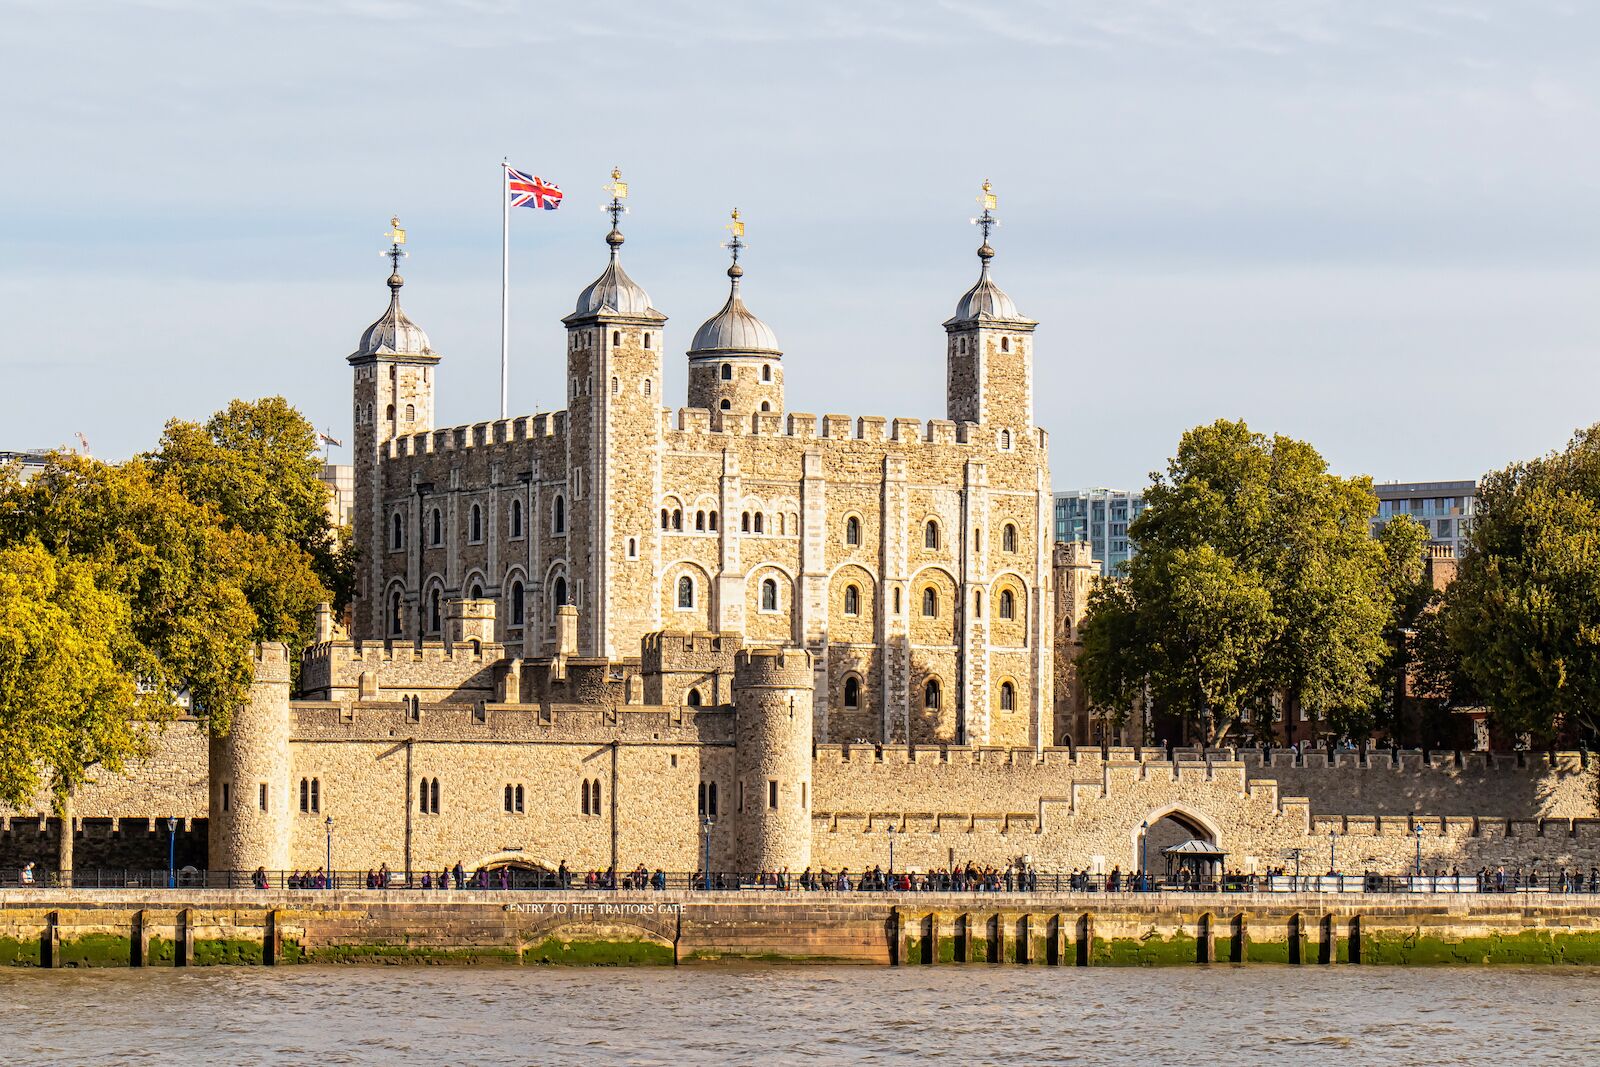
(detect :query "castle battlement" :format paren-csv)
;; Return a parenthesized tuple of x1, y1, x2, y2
(662, 406, 1045, 451)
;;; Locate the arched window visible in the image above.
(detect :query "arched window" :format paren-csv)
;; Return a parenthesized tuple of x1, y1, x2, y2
(661, 508, 670, 530)
(429, 588, 442, 632)
(760, 401, 771, 412)
(741, 512, 751, 532)
(644, 332, 652, 349)
(511, 499, 523, 538)
(1000, 430, 1012, 450)
(1000, 681, 1015, 712)
(510, 581, 525, 626)
(392, 513, 404, 550)
(310, 778, 319, 812)
(644, 378, 652, 396)
(591, 779, 602, 813)
(677, 575, 695, 608)
(672, 509, 682, 531)
(687, 689, 702, 707)
(721, 363, 733, 381)
(470, 582, 483, 600)
(753, 513, 764, 534)
(843, 676, 860, 709)
(553, 496, 565, 534)
(405, 404, 415, 421)
(845, 516, 860, 546)
(761, 578, 778, 612)
(581, 779, 591, 815)
(431, 509, 441, 546)
(924, 521, 939, 550)
(844, 584, 860, 616)
(1001, 336, 1010, 352)
(505, 784, 515, 813)
(974, 589, 983, 616)
(419, 778, 430, 814)
(709, 511, 718, 531)
(515, 784, 523, 812)
(924, 679, 941, 710)
(389, 591, 403, 635)
(430, 778, 440, 814)
(1003, 523, 1017, 552)
(386, 403, 395, 422)
(627, 538, 637, 559)
(719, 399, 731, 411)
(612, 377, 619, 395)
(762, 364, 772, 381)
(893, 588, 902, 614)
(1000, 589, 1016, 620)
(612, 330, 621, 346)
(922, 587, 937, 617)
(470, 504, 482, 543)
(553, 577, 568, 607)
(708, 782, 718, 817)
(696, 510, 705, 531)
(300, 777, 309, 813)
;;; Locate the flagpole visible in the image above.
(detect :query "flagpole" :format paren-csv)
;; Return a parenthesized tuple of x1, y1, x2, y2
(500, 158, 510, 420)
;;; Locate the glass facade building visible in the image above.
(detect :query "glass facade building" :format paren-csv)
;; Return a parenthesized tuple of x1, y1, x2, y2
(1370, 480, 1477, 555)
(1053, 488, 1146, 576)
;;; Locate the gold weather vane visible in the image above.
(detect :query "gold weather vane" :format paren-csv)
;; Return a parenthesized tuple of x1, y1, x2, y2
(385, 216, 407, 245)
(382, 215, 409, 274)
(971, 179, 999, 246)
(603, 168, 629, 235)
(979, 179, 997, 213)
(726, 207, 744, 239)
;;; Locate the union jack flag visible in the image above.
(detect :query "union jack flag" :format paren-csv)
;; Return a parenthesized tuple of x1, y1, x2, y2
(507, 167, 562, 210)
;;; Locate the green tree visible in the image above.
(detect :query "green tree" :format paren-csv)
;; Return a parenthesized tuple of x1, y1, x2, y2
(151, 396, 353, 608)
(1367, 514, 1434, 741)
(0, 541, 163, 810)
(1077, 419, 1390, 744)
(1443, 424, 1600, 743)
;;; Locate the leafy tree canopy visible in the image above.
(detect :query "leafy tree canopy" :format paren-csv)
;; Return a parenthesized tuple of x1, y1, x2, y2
(1444, 424, 1600, 743)
(1076, 419, 1390, 744)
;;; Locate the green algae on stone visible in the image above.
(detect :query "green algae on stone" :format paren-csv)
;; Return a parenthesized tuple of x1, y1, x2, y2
(522, 937, 672, 966)
(0, 936, 42, 967)
(58, 933, 131, 968)
(193, 938, 264, 966)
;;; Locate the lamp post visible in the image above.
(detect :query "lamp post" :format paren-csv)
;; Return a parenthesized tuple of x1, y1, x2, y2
(166, 817, 177, 888)
(325, 815, 334, 890)
(886, 824, 896, 883)
(701, 815, 713, 891)
(1414, 825, 1424, 880)
(1140, 820, 1150, 892)
(1328, 830, 1338, 877)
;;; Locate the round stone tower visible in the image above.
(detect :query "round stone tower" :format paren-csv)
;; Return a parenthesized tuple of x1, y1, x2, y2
(687, 210, 784, 424)
(208, 643, 294, 874)
(733, 646, 814, 874)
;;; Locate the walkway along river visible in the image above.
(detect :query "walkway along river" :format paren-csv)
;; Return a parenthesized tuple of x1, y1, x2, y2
(5, 888, 1600, 966)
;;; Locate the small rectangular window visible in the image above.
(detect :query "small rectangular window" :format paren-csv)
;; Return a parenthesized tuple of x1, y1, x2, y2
(768, 780, 778, 809)
(221, 783, 230, 812)
(259, 783, 268, 812)
(801, 782, 807, 810)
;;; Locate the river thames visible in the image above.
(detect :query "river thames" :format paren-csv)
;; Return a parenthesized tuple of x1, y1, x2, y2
(0, 965, 1595, 1065)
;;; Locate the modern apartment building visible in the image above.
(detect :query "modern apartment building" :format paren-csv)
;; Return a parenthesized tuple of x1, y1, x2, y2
(1370, 480, 1477, 556)
(1053, 488, 1145, 576)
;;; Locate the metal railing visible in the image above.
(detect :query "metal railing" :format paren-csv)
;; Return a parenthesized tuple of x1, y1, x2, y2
(4, 868, 1598, 895)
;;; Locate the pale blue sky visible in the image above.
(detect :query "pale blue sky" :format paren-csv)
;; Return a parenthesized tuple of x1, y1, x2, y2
(4, 1, 1598, 489)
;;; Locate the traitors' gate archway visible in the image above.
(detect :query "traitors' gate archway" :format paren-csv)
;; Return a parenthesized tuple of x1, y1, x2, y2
(1133, 805, 1221, 873)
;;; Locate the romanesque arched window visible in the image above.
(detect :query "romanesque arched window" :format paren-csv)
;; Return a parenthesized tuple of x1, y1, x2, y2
(761, 578, 778, 612)
(1000, 681, 1015, 712)
(429, 588, 442, 633)
(844, 585, 860, 616)
(386, 403, 395, 422)
(719, 399, 731, 411)
(612, 376, 619, 395)
(845, 516, 860, 546)
(1000, 430, 1012, 450)
(470, 504, 483, 543)
(392, 513, 404, 550)
(687, 689, 702, 707)
(709, 511, 718, 531)
(511, 499, 523, 538)
(661, 508, 670, 530)
(553, 577, 568, 607)
(762, 364, 772, 381)
(644, 332, 652, 349)
(510, 581, 525, 626)
(924, 521, 939, 550)
(627, 538, 637, 559)
(553, 495, 565, 534)
(1003, 523, 1017, 553)
(581, 779, 591, 815)
(672, 509, 683, 531)
(389, 591, 404, 635)
(843, 676, 860, 709)
(677, 575, 694, 608)
(504, 785, 515, 812)
(591, 779, 602, 813)
(431, 509, 442, 546)
(721, 363, 732, 381)
(696, 510, 705, 531)
(922, 587, 937, 617)
(760, 401, 771, 412)
(470, 583, 483, 600)
(1001, 337, 1010, 352)
(1000, 589, 1016, 620)
(612, 330, 621, 346)
(741, 512, 751, 533)
(753, 513, 764, 534)
(924, 679, 941, 710)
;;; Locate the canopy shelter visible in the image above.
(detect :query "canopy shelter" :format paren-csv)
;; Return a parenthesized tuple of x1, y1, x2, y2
(1162, 839, 1228, 888)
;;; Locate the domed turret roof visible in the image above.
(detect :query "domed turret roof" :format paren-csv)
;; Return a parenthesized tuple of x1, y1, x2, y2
(353, 273, 435, 357)
(572, 247, 659, 319)
(944, 244, 1031, 326)
(689, 266, 781, 357)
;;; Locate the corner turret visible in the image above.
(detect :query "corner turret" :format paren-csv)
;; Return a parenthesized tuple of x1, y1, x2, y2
(733, 647, 815, 874)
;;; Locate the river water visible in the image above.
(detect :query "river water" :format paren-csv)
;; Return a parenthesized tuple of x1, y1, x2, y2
(0, 965, 1595, 1065)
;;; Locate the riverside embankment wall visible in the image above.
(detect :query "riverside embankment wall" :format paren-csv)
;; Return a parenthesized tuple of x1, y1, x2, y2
(5, 890, 1600, 968)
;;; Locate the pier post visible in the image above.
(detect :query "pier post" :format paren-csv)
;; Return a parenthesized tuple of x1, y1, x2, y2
(177, 908, 194, 967)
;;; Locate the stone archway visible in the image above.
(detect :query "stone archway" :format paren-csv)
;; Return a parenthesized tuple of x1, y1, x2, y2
(1131, 804, 1222, 877)
(469, 851, 559, 889)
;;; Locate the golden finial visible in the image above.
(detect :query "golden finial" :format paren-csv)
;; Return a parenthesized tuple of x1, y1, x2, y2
(605, 167, 628, 201)
(385, 216, 406, 245)
(726, 207, 745, 239)
(978, 179, 997, 212)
